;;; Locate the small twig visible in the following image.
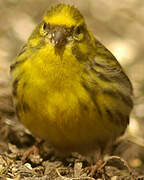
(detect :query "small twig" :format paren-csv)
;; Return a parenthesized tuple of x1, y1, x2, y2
(103, 156, 132, 175)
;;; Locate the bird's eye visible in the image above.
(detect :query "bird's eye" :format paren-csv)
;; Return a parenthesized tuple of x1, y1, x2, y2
(43, 23, 50, 31)
(75, 26, 81, 35)
(74, 26, 84, 41)
(40, 22, 50, 36)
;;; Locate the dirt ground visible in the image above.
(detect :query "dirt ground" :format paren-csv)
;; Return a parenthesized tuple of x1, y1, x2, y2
(1, 0, 144, 179)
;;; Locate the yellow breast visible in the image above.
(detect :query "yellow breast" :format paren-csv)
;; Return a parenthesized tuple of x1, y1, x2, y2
(13, 45, 122, 153)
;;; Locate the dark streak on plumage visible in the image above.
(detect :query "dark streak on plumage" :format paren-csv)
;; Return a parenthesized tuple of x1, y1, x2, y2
(92, 59, 121, 73)
(22, 102, 30, 113)
(15, 103, 21, 120)
(117, 91, 133, 108)
(95, 40, 117, 61)
(91, 61, 105, 68)
(10, 59, 26, 72)
(18, 45, 27, 56)
(105, 107, 113, 121)
(91, 67, 111, 82)
(104, 104, 129, 127)
(82, 82, 102, 116)
(87, 60, 114, 82)
(88, 59, 124, 82)
(10, 45, 27, 72)
(12, 76, 20, 96)
(102, 89, 133, 108)
(95, 51, 115, 62)
(78, 99, 89, 111)
(72, 44, 88, 62)
(116, 111, 129, 126)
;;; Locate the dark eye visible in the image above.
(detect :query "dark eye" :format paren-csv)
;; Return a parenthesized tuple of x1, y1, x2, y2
(43, 23, 50, 30)
(75, 26, 81, 34)
(73, 25, 84, 41)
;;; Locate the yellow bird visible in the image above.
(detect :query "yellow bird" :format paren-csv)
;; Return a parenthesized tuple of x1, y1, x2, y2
(10, 4, 133, 154)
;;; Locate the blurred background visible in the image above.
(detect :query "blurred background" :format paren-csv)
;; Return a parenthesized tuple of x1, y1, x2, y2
(0, 0, 144, 175)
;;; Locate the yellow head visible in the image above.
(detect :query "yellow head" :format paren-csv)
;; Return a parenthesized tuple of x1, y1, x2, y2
(28, 4, 95, 57)
(44, 4, 84, 27)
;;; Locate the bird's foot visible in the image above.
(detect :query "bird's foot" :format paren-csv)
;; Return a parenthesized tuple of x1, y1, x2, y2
(84, 159, 105, 178)
(21, 139, 44, 163)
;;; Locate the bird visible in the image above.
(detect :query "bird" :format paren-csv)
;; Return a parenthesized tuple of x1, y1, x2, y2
(10, 4, 133, 157)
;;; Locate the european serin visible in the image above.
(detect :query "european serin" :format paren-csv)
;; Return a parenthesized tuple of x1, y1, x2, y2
(10, 4, 133, 154)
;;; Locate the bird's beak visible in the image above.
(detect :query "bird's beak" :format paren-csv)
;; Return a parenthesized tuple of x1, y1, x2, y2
(53, 30, 66, 47)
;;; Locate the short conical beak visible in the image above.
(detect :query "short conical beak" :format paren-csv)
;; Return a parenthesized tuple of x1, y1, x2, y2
(53, 30, 66, 47)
